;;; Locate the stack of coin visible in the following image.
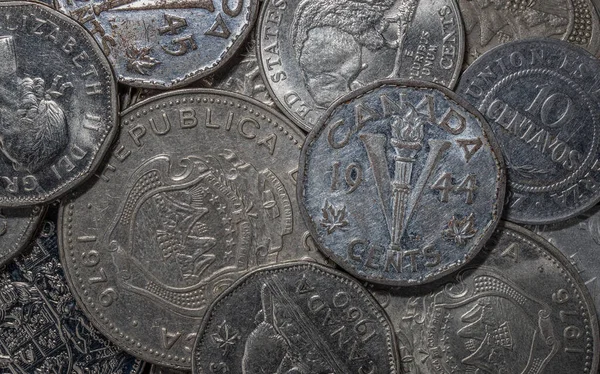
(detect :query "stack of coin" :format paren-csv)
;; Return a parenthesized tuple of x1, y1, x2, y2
(0, 1, 598, 373)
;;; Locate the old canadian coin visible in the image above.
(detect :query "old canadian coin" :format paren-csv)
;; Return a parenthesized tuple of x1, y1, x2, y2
(0, 2, 117, 207)
(369, 222, 599, 374)
(298, 80, 505, 286)
(458, 0, 600, 65)
(56, 0, 258, 89)
(457, 39, 600, 224)
(192, 262, 398, 374)
(59, 89, 327, 368)
(258, 0, 465, 131)
(0, 205, 45, 266)
(531, 205, 600, 321)
(0, 220, 145, 374)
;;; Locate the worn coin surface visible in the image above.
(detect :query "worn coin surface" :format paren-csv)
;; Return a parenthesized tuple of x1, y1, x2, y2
(0, 220, 145, 374)
(257, 0, 465, 131)
(299, 80, 505, 286)
(59, 89, 327, 368)
(370, 222, 599, 374)
(0, 2, 117, 207)
(457, 38, 600, 224)
(192, 262, 398, 374)
(531, 205, 600, 322)
(458, 0, 600, 65)
(0, 205, 45, 266)
(56, 0, 258, 89)
(149, 365, 190, 374)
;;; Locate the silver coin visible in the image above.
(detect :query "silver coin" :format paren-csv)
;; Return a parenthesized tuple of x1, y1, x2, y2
(0, 205, 45, 266)
(298, 80, 505, 286)
(192, 262, 399, 374)
(370, 221, 599, 374)
(458, 0, 600, 65)
(0, 220, 145, 374)
(530, 205, 600, 323)
(257, 0, 465, 131)
(457, 38, 600, 224)
(0, 2, 117, 207)
(56, 0, 258, 89)
(149, 365, 190, 374)
(59, 89, 327, 368)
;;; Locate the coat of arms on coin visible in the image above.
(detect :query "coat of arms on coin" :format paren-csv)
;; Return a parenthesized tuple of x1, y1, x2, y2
(299, 80, 505, 286)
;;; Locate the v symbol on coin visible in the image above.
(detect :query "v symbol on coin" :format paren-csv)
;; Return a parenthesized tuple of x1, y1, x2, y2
(360, 134, 450, 248)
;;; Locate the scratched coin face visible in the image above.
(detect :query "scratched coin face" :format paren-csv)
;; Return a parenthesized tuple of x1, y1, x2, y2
(0, 2, 117, 207)
(59, 89, 327, 368)
(458, 0, 600, 65)
(257, 0, 465, 131)
(0, 220, 145, 374)
(369, 222, 599, 374)
(0, 205, 45, 266)
(457, 39, 600, 224)
(192, 262, 398, 374)
(530, 205, 600, 324)
(56, 0, 258, 89)
(299, 80, 505, 286)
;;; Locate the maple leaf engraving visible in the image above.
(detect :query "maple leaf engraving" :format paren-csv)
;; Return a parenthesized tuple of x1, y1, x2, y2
(320, 200, 349, 234)
(443, 214, 477, 246)
(125, 46, 160, 75)
(211, 320, 239, 357)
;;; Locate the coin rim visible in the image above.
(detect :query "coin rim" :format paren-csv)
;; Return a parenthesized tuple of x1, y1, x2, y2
(0, 205, 46, 266)
(190, 261, 400, 374)
(297, 78, 506, 286)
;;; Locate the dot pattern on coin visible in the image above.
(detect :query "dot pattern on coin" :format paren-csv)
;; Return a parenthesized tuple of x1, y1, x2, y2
(56, 0, 259, 89)
(299, 80, 505, 286)
(0, 2, 117, 207)
(257, 0, 465, 131)
(457, 38, 600, 224)
(369, 222, 599, 374)
(192, 262, 398, 374)
(59, 89, 327, 369)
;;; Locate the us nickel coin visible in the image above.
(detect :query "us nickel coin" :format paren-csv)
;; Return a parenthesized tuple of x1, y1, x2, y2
(0, 2, 117, 207)
(458, 0, 600, 65)
(530, 205, 600, 323)
(370, 222, 599, 374)
(56, 0, 259, 89)
(457, 38, 600, 224)
(192, 262, 399, 374)
(0, 205, 45, 266)
(298, 80, 506, 286)
(59, 89, 327, 369)
(258, 0, 465, 131)
(0, 220, 145, 374)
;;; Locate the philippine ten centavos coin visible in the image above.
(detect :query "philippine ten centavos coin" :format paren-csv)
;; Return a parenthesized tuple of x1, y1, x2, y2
(298, 80, 505, 286)
(0, 220, 145, 374)
(59, 89, 327, 369)
(370, 222, 599, 374)
(0, 2, 117, 207)
(56, 0, 258, 89)
(258, 0, 465, 131)
(192, 262, 399, 374)
(458, 0, 600, 65)
(531, 205, 600, 321)
(0, 205, 45, 266)
(457, 39, 600, 224)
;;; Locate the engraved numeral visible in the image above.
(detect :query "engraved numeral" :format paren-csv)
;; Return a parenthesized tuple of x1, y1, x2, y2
(99, 287, 118, 307)
(162, 35, 198, 56)
(525, 84, 574, 128)
(331, 161, 363, 194)
(159, 14, 188, 35)
(81, 249, 100, 267)
(88, 267, 107, 284)
(431, 173, 477, 204)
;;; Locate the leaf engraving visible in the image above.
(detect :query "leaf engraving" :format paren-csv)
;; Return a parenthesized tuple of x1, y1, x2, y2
(320, 200, 349, 235)
(443, 214, 477, 246)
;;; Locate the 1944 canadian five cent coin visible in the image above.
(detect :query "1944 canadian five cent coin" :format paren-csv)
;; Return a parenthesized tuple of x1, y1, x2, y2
(0, 2, 117, 207)
(56, 0, 258, 89)
(0, 205, 45, 266)
(59, 89, 327, 369)
(370, 222, 599, 374)
(192, 262, 399, 374)
(457, 38, 600, 224)
(298, 80, 505, 286)
(258, 0, 465, 131)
